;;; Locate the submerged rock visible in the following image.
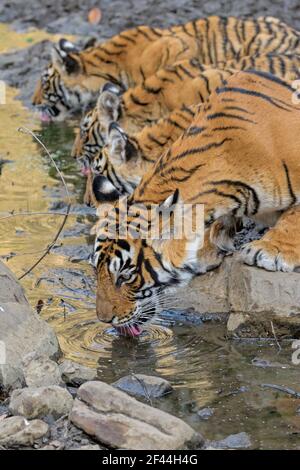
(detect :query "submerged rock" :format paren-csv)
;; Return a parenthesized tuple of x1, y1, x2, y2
(0, 261, 60, 390)
(23, 356, 62, 388)
(197, 407, 215, 420)
(0, 416, 48, 447)
(208, 432, 252, 449)
(9, 385, 73, 420)
(59, 360, 98, 387)
(70, 381, 203, 450)
(113, 374, 173, 399)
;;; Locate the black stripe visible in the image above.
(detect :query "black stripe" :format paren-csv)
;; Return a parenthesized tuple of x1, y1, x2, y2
(209, 179, 260, 214)
(117, 239, 130, 251)
(137, 27, 152, 40)
(188, 188, 242, 213)
(119, 33, 136, 44)
(186, 126, 206, 136)
(207, 112, 257, 124)
(216, 85, 293, 112)
(144, 259, 160, 286)
(147, 133, 165, 146)
(211, 125, 247, 132)
(142, 82, 162, 94)
(150, 27, 163, 37)
(166, 118, 185, 131)
(283, 161, 297, 206)
(158, 138, 233, 173)
(129, 93, 149, 106)
(178, 64, 195, 79)
(167, 163, 206, 182)
(223, 105, 255, 115)
(245, 69, 293, 91)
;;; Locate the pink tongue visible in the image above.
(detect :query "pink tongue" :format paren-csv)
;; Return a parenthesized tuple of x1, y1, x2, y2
(40, 111, 52, 123)
(81, 167, 91, 176)
(116, 324, 143, 337)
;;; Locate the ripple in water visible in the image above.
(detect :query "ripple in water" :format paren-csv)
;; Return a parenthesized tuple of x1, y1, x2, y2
(51, 303, 223, 406)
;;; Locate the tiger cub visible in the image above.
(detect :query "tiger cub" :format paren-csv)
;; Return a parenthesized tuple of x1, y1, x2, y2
(32, 16, 300, 121)
(92, 70, 300, 333)
(83, 105, 198, 206)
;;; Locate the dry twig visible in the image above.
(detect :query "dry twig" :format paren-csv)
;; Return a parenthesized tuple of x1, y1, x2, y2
(17, 127, 72, 280)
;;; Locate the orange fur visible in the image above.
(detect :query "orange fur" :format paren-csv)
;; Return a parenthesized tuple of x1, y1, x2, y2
(93, 71, 300, 326)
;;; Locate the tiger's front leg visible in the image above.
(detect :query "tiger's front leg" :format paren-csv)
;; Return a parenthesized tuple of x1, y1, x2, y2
(241, 206, 300, 272)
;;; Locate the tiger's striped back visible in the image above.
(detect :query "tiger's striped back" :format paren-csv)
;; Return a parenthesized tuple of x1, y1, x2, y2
(33, 16, 300, 121)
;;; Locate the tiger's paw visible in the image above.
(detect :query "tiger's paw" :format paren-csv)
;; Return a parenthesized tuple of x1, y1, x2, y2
(240, 239, 300, 273)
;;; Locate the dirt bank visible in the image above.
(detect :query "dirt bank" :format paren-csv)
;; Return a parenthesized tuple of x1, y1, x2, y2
(1, 0, 300, 37)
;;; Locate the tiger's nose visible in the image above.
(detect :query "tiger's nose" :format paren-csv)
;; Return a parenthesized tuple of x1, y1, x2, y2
(96, 296, 116, 323)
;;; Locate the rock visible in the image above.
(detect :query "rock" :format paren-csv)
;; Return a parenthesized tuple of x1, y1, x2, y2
(59, 360, 98, 387)
(208, 432, 252, 450)
(40, 440, 65, 450)
(74, 444, 101, 450)
(23, 356, 62, 388)
(9, 385, 73, 420)
(0, 261, 60, 390)
(113, 374, 173, 399)
(197, 407, 214, 420)
(175, 259, 232, 315)
(251, 357, 289, 368)
(70, 381, 203, 450)
(0, 416, 48, 447)
(227, 259, 300, 337)
(229, 260, 300, 318)
(227, 313, 249, 333)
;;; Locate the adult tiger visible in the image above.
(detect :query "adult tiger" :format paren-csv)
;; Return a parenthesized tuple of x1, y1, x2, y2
(91, 70, 300, 335)
(32, 16, 300, 121)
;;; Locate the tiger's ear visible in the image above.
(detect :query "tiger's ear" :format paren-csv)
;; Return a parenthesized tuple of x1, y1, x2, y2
(97, 83, 122, 124)
(160, 189, 180, 209)
(107, 122, 136, 165)
(83, 37, 97, 50)
(107, 122, 127, 164)
(51, 39, 81, 75)
(150, 189, 181, 245)
(92, 174, 121, 203)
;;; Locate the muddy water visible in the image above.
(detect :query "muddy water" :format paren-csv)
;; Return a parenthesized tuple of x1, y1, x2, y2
(1, 32, 300, 451)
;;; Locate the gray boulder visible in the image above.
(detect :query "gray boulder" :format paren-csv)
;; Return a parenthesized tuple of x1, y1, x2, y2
(0, 261, 60, 390)
(70, 381, 203, 450)
(24, 356, 62, 388)
(208, 432, 252, 449)
(9, 385, 73, 419)
(0, 416, 48, 447)
(59, 360, 98, 387)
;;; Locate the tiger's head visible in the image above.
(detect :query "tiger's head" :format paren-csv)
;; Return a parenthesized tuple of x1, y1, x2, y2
(32, 38, 122, 122)
(80, 122, 139, 202)
(92, 191, 223, 336)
